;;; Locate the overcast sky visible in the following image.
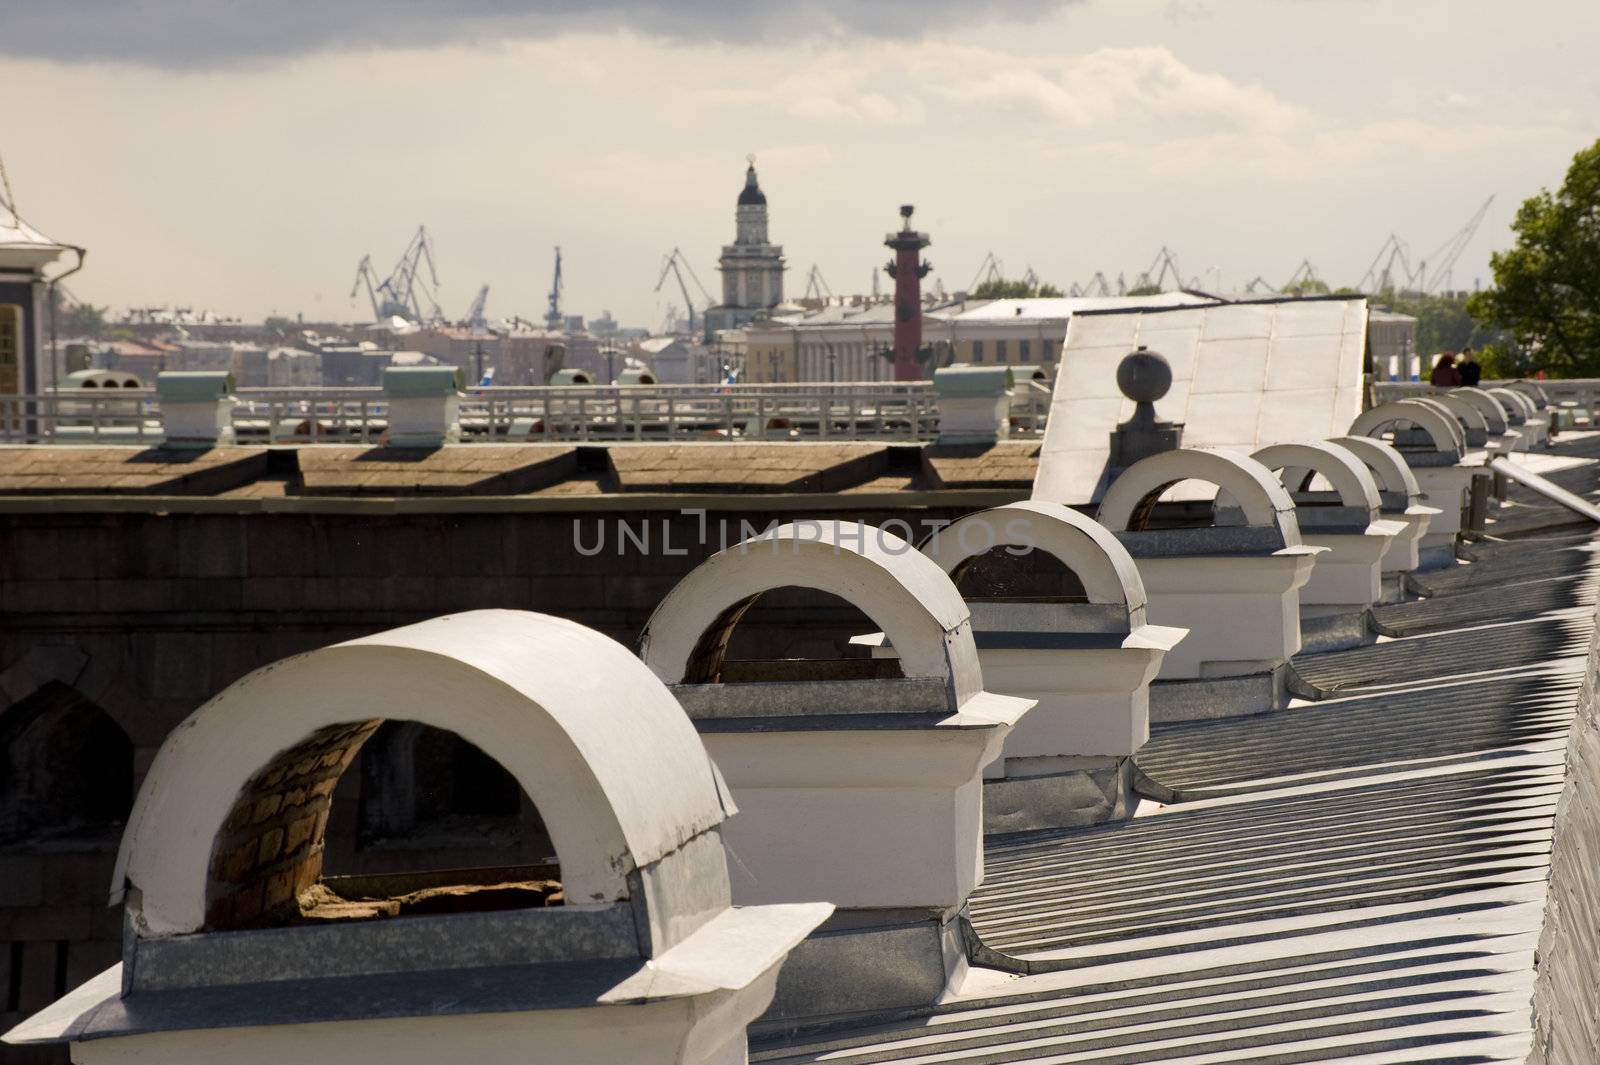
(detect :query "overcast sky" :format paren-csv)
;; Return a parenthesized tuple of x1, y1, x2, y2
(3, 0, 1596, 328)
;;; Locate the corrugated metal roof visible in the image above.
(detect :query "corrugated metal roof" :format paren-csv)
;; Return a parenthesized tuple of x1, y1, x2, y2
(755, 436, 1600, 1064)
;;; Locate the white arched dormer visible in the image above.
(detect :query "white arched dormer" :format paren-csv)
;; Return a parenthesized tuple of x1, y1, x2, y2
(909, 501, 1185, 833)
(1349, 399, 1468, 464)
(1428, 392, 1492, 448)
(1093, 448, 1323, 717)
(1487, 387, 1549, 448)
(639, 521, 1033, 1024)
(9, 610, 830, 1065)
(1348, 400, 1484, 570)
(1450, 386, 1522, 452)
(1245, 442, 1406, 651)
(1330, 435, 1442, 590)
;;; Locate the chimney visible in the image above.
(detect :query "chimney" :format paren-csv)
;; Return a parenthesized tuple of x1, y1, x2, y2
(382, 365, 462, 447)
(638, 520, 1033, 1026)
(1350, 400, 1483, 570)
(155, 371, 235, 448)
(7, 610, 830, 1065)
(1330, 435, 1442, 603)
(1095, 448, 1323, 721)
(1241, 441, 1405, 653)
(864, 501, 1186, 832)
(933, 364, 1013, 444)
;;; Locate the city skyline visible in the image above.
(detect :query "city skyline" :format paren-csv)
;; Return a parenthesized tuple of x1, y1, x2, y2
(2, 0, 1596, 327)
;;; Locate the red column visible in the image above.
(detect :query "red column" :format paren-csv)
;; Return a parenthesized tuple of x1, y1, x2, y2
(884, 205, 931, 382)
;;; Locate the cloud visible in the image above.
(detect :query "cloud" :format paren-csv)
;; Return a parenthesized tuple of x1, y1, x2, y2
(918, 45, 1304, 134)
(4, 0, 1078, 68)
(697, 43, 1301, 137)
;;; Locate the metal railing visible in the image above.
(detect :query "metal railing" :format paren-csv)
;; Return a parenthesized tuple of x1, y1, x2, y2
(0, 381, 1053, 445)
(1373, 379, 1600, 425)
(0, 390, 161, 444)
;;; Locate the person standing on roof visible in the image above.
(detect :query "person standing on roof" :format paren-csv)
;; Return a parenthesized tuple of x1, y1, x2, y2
(1458, 348, 1482, 387)
(1430, 352, 1462, 387)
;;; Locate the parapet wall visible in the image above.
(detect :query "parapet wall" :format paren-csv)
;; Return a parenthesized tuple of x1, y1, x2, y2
(1529, 605, 1600, 1065)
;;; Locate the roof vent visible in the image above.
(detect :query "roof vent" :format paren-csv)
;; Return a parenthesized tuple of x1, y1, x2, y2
(639, 521, 1033, 1025)
(1095, 448, 1323, 721)
(9, 610, 829, 1064)
(863, 501, 1186, 832)
(1349, 401, 1484, 570)
(1243, 442, 1405, 653)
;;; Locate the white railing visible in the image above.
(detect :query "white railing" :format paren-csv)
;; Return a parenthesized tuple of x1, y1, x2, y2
(1373, 379, 1600, 425)
(0, 390, 161, 444)
(0, 382, 1051, 445)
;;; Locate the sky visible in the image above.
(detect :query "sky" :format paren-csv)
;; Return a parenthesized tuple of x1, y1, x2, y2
(2, 0, 1597, 330)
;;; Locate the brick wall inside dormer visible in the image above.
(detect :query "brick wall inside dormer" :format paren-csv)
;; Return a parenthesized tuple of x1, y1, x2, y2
(205, 720, 381, 929)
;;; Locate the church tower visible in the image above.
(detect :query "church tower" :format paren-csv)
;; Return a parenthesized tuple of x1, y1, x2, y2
(704, 158, 785, 341)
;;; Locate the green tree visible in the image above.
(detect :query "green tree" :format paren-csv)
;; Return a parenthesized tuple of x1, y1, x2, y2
(1125, 284, 1162, 297)
(56, 301, 108, 338)
(1283, 279, 1331, 297)
(263, 315, 296, 333)
(971, 278, 1064, 299)
(1467, 139, 1600, 376)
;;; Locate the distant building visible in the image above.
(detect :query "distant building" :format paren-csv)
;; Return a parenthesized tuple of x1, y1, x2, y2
(703, 161, 785, 342)
(0, 211, 74, 394)
(734, 293, 1223, 383)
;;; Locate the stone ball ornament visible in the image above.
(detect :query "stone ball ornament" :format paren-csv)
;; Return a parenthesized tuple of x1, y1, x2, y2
(1116, 345, 1172, 405)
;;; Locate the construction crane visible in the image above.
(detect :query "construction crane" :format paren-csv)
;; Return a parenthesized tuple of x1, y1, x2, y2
(802, 264, 833, 302)
(1242, 275, 1280, 295)
(545, 247, 564, 331)
(350, 226, 443, 324)
(1416, 195, 1495, 294)
(653, 247, 713, 336)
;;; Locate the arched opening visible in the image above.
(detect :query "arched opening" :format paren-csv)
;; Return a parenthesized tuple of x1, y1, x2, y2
(206, 718, 560, 932)
(1118, 478, 1237, 531)
(0, 683, 133, 848)
(949, 544, 1088, 602)
(688, 587, 906, 683)
(81, 379, 99, 388)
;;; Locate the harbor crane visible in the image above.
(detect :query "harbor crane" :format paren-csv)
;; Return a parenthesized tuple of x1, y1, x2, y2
(802, 264, 833, 302)
(349, 225, 442, 324)
(1282, 259, 1325, 293)
(1355, 195, 1495, 295)
(1415, 195, 1494, 294)
(545, 247, 564, 331)
(464, 284, 491, 335)
(653, 247, 714, 336)
(1131, 246, 1188, 292)
(968, 251, 1004, 292)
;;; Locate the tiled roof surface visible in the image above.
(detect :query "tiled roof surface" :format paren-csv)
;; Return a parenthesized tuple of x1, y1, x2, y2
(296, 445, 576, 495)
(0, 446, 267, 495)
(755, 434, 1600, 1064)
(0, 443, 1042, 498)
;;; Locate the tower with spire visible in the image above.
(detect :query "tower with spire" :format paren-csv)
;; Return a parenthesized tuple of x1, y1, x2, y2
(704, 157, 785, 341)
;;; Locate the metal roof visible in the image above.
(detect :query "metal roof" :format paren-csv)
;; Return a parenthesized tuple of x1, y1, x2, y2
(951, 293, 1221, 322)
(754, 434, 1600, 1064)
